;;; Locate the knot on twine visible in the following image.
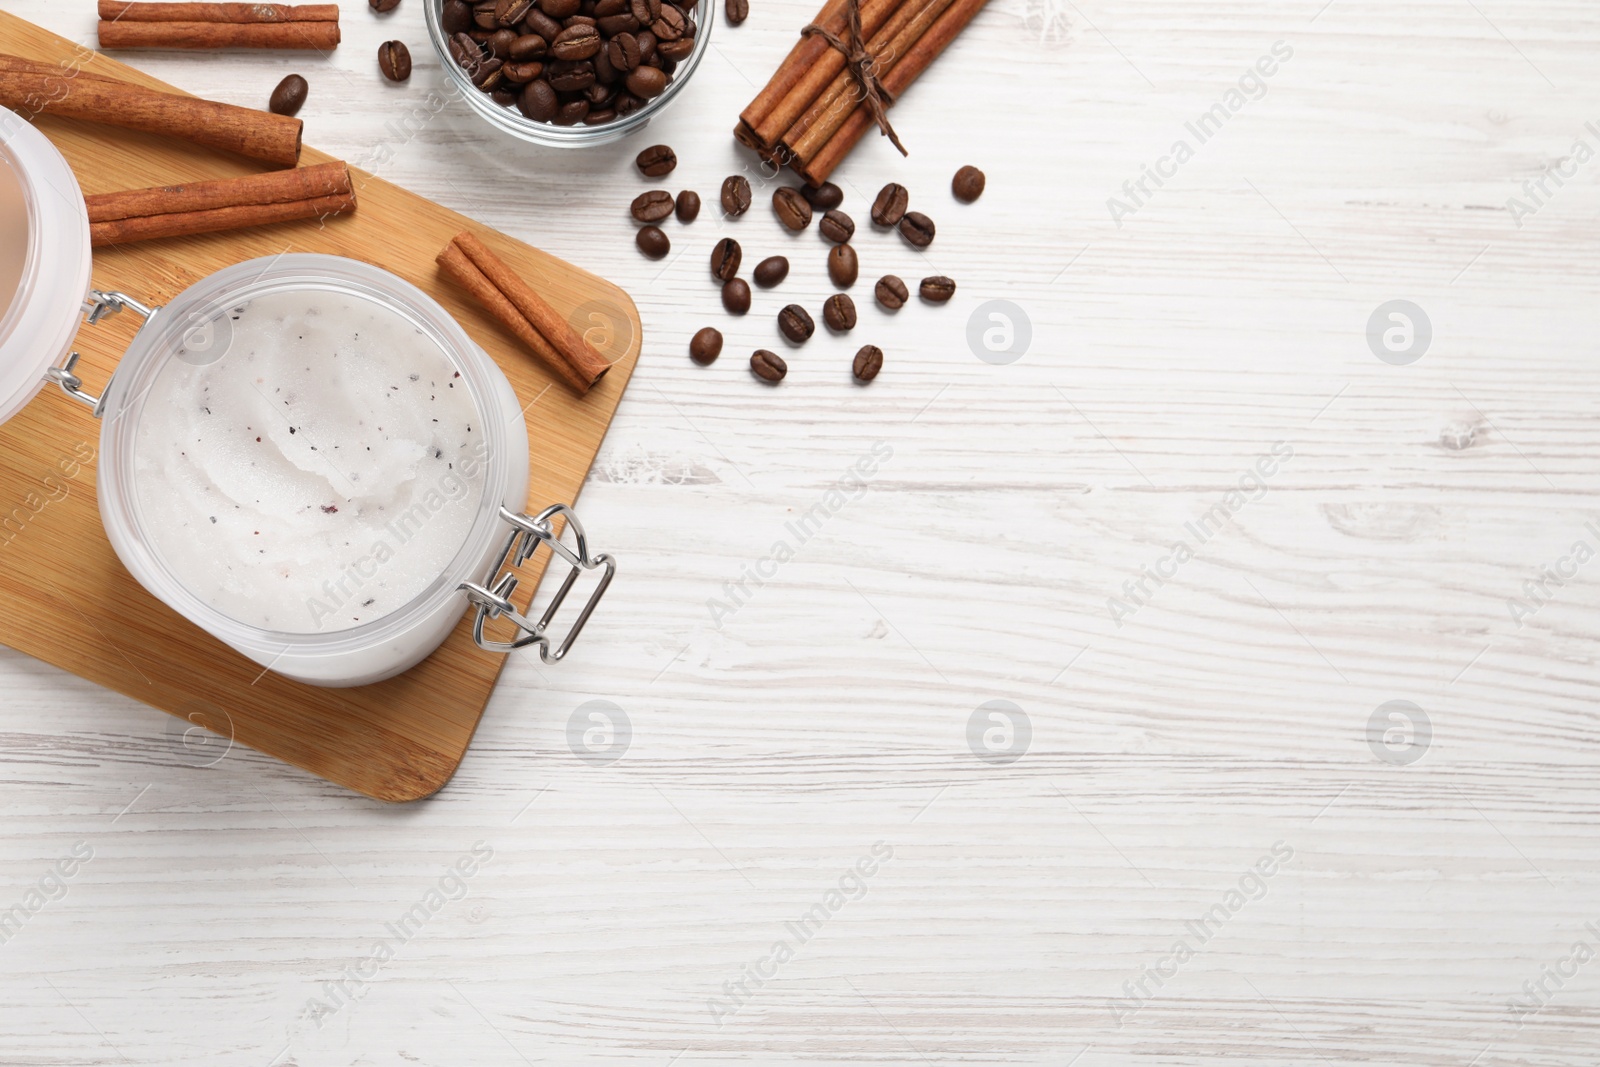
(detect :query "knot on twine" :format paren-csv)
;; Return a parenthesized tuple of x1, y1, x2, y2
(802, 0, 907, 155)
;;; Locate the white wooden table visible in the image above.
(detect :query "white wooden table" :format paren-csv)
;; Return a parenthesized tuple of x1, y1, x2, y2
(3, 1, 1598, 1063)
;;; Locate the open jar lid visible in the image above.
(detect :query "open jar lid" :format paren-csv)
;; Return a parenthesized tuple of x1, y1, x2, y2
(0, 105, 92, 427)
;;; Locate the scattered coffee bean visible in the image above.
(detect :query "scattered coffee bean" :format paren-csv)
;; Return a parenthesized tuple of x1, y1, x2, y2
(778, 304, 815, 344)
(636, 144, 676, 176)
(378, 40, 412, 82)
(630, 189, 674, 222)
(823, 294, 857, 332)
(899, 210, 936, 248)
(874, 274, 909, 310)
(710, 237, 742, 281)
(636, 225, 670, 257)
(852, 344, 883, 382)
(721, 174, 752, 216)
(442, 0, 473, 32)
(726, 0, 749, 24)
(675, 189, 700, 223)
(871, 182, 909, 226)
(722, 278, 752, 314)
(772, 186, 813, 231)
(268, 74, 307, 116)
(753, 255, 789, 288)
(952, 164, 985, 203)
(803, 181, 844, 210)
(827, 243, 859, 288)
(818, 209, 854, 244)
(751, 349, 787, 382)
(920, 275, 956, 303)
(370, 0, 400, 11)
(690, 326, 723, 364)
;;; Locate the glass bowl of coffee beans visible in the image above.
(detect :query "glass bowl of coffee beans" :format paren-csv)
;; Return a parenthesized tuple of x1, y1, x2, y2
(428, 0, 714, 147)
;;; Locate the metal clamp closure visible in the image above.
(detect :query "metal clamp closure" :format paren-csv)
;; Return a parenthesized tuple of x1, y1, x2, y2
(46, 290, 159, 417)
(459, 503, 615, 663)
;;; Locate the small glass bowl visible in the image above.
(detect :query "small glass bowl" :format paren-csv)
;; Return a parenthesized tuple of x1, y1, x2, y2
(424, 0, 716, 148)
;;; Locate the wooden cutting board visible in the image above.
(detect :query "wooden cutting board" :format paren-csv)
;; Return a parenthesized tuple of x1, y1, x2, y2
(0, 12, 641, 801)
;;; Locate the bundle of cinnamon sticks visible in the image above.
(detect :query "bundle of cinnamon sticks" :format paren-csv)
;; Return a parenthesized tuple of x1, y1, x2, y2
(735, 0, 991, 185)
(97, 2, 341, 51)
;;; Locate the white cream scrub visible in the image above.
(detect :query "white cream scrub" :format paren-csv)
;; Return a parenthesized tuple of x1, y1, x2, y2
(132, 289, 488, 633)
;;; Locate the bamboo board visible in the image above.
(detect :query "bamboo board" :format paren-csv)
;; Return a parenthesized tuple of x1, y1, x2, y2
(0, 12, 641, 802)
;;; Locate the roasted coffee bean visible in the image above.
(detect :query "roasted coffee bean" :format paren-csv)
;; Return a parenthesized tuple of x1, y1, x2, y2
(473, 4, 499, 29)
(636, 224, 670, 258)
(690, 326, 723, 365)
(518, 79, 559, 118)
(540, 0, 581, 16)
(675, 189, 700, 222)
(874, 274, 908, 310)
(636, 143, 676, 176)
(450, 31, 485, 71)
(510, 32, 548, 58)
(721, 175, 752, 216)
(443, 0, 474, 31)
(546, 58, 594, 90)
(268, 73, 307, 116)
(636, 28, 657, 61)
(487, 27, 517, 56)
(710, 237, 742, 280)
(871, 182, 909, 226)
(497, 0, 534, 23)
(595, 0, 628, 13)
(802, 181, 842, 209)
(852, 344, 883, 382)
(551, 23, 602, 58)
(722, 278, 752, 315)
(614, 90, 643, 114)
(952, 164, 985, 203)
(818, 209, 854, 244)
(777, 304, 815, 344)
(523, 9, 563, 38)
(624, 65, 667, 97)
(652, 4, 687, 38)
(772, 186, 813, 231)
(584, 108, 617, 123)
(592, 43, 619, 80)
(920, 275, 956, 302)
(826, 243, 858, 288)
(504, 59, 544, 82)
(490, 87, 516, 105)
(584, 78, 613, 104)
(752, 255, 789, 288)
(370, 0, 401, 12)
(658, 35, 694, 60)
(554, 98, 591, 124)
(606, 31, 640, 69)
(597, 11, 639, 33)
(567, 9, 598, 20)
(378, 40, 412, 81)
(823, 293, 857, 332)
(632, 0, 661, 22)
(471, 56, 505, 89)
(751, 349, 787, 382)
(726, 0, 748, 23)
(630, 189, 675, 222)
(899, 210, 935, 248)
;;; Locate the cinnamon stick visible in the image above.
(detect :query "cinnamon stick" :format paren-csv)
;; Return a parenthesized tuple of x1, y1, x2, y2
(795, 0, 991, 184)
(0, 63, 302, 166)
(86, 161, 355, 245)
(98, 2, 341, 21)
(98, 20, 341, 50)
(437, 232, 609, 395)
(752, 0, 900, 149)
(736, 0, 850, 141)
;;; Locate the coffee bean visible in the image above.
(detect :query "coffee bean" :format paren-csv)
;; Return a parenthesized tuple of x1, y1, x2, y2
(518, 79, 559, 119)
(370, 0, 401, 11)
(952, 164, 985, 203)
(378, 40, 412, 81)
(524, 9, 563, 39)
(540, 0, 581, 16)
(487, 27, 517, 57)
(726, 0, 748, 23)
(636, 143, 677, 176)
(675, 189, 700, 223)
(596, 0, 629, 14)
(473, 5, 499, 29)
(874, 274, 908, 310)
(607, 31, 640, 68)
(690, 326, 723, 364)
(772, 186, 813, 231)
(554, 98, 590, 124)
(818, 209, 854, 244)
(652, 4, 688, 39)
(597, 12, 639, 35)
(871, 182, 909, 227)
(268, 74, 307, 116)
(659, 35, 694, 60)
(471, 57, 505, 89)
(827, 243, 858, 288)
(920, 275, 956, 303)
(823, 294, 857, 332)
(899, 210, 935, 248)
(584, 108, 617, 124)
(778, 304, 815, 344)
(753, 255, 789, 287)
(632, 0, 661, 22)
(449, 31, 485, 71)
(631, 189, 675, 222)
(710, 237, 742, 280)
(443, 0, 474, 32)
(636, 28, 657, 61)
(544, 58, 591, 89)
(497, 0, 534, 22)
(751, 349, 787, 382)
(802, 181, 843, 210)
(491, 88, 517, 105)
(624, 65, 667, 97)
(636, 225, 670, 258)
(551, 23, 602, 58)
(503, 59, 543, 82)
(721, 175, 752, 216)
(722, 278, 752, 315)
(510, 32, 548, 58)
(852, 344, 883, 382)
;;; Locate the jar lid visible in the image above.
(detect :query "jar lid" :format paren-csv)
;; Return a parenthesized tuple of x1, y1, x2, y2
(0, 106, 92, 428)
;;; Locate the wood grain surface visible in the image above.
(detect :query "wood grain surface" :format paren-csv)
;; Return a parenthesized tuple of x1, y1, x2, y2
(1, 0, 1598, 1064)
(0, 11, 641, 802)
